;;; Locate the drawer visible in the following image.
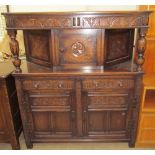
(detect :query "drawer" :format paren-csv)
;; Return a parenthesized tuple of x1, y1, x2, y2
(82, 79, 134, 90)
(141, 114, 155, 129)
(22, 79, 74, 90)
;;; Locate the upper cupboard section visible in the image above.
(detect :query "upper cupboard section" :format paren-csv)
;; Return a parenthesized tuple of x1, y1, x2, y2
(23, 28, 134, 69)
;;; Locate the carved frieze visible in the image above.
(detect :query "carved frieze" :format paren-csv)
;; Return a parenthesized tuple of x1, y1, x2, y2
(89, 96, 127, 106)
(3, 12, 150, 29)
(10, 16, 73, 28)
(31, 97, 70, 106)
(82, 15, 149, 28)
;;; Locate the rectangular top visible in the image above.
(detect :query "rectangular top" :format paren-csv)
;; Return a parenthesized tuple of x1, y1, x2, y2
(2, 10, 152, 15)
(2, 11, 152, 29)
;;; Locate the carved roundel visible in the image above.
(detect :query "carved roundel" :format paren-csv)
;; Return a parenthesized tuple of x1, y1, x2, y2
(71, 41, 85, 57)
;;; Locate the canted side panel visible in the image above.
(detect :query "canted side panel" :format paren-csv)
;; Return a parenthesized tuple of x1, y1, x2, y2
(104, 29, 134, 66)
(24, 30, 52, 67)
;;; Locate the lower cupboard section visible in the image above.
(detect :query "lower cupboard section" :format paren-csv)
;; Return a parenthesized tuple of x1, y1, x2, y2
(30, 110, 129, 142)
(16, 75, 140, 147)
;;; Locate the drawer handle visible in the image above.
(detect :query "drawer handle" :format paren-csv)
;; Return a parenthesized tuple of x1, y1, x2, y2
(59, 47, 65, 53)
(118, 81, 123, 87)
(121, 112, 126, 116)
(58, 83, 63, 88)
(93, 81, 99, 87)
(34, 83, 40, 89)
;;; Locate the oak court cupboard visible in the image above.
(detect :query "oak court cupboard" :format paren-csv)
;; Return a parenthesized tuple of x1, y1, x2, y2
(2, 11, 151, 149)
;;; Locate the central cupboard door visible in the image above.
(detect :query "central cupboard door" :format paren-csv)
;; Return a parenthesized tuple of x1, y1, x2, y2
(24, 89, 76, 140)
(53, 29, 103, 67)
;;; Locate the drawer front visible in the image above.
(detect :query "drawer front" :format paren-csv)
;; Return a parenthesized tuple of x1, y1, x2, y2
(141, 114, 155, 129)
(82, 79, 134, 90)
(22, 79, 74, 90)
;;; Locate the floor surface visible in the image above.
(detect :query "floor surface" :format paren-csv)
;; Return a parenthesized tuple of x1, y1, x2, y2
(0, 133, 154, 150)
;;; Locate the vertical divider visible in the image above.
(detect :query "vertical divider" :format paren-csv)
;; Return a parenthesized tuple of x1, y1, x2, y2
(75, 79, 83, 137)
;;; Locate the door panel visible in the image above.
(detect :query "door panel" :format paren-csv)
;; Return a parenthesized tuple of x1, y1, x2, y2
(33, 112, 49, 132)
(88, 111, 107, 132)
(110, 111, 127, 131)
(33, 111, 72, 134)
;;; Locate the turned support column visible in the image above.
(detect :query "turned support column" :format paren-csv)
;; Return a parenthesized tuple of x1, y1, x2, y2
(136, 27, 148, 72)
(7, 30, 21, 73)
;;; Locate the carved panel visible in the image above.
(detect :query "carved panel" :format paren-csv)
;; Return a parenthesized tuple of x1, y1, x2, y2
(14, 16, 72, 28)
(88, 94, 128, 107)
(3, 13, 150, 29)
(83, 79, 134, 89)
(82, 15, 149, 28)
(57, 29, 100, 66)
(30, 95, 71, 107)
(104, 29, 134, 66)
(24, 30, 51, 67)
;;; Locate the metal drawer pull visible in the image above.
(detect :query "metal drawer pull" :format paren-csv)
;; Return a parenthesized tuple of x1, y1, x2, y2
(121, 112, 126, 116)
(34, 83, 39, 88)
(58, 83, 63, 88)
(93, 81, 99, 87)
(118, 81, 123, 87)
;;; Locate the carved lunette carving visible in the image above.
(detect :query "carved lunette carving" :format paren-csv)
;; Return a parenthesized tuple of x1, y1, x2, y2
(3, 13, 150, 29)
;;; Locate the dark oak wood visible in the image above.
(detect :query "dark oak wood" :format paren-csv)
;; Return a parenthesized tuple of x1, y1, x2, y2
(0, 61, 22, 149)
(2, 11, 152, 149)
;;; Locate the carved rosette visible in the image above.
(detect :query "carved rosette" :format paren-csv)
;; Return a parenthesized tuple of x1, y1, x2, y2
(136, 28, 147, 72)
(72, 41, 85, 57)
(8, 30, 21, 73)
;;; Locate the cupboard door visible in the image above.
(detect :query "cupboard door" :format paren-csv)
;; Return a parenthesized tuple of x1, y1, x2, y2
(24, 90, 76, 140)
(82, 91, 130, 140)
(24, 30, 52, 67)
(53, 29, 103, 67)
